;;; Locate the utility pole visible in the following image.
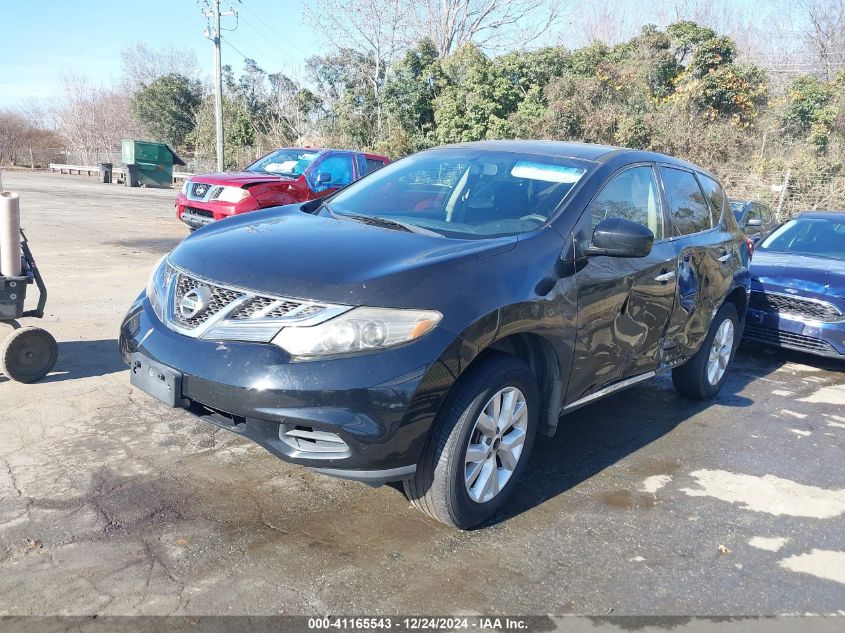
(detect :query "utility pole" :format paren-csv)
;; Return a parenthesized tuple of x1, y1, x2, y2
(203, 0, 236, 173)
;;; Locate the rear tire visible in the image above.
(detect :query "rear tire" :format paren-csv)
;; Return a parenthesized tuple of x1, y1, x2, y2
(0, 326, 58, 383)
(672, 302, 738, 400)
(404, 353, 539, 529)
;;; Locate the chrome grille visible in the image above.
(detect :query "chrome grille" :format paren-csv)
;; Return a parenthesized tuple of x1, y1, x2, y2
(187, 182, 224, 202)
(749, 291, 843, 323)
(172, 273, 245, 329)
(232, 297, 302, 319)
(159, 264, 346, 340)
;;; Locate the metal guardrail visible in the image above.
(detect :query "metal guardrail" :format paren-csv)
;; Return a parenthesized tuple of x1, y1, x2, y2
(48, 163, 193, 183)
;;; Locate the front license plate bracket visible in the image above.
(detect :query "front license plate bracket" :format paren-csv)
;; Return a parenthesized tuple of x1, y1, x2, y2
(129, 353, 187, 407)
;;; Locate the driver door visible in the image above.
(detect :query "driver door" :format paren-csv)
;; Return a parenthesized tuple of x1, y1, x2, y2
(309, 152, 355, 198)
(566, 164, 679, 404)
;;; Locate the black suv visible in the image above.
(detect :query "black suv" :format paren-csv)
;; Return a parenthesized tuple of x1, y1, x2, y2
(121, 141, 751, 528)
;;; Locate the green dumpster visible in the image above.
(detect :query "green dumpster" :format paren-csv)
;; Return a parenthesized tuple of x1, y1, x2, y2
(121, 140, 186, 188)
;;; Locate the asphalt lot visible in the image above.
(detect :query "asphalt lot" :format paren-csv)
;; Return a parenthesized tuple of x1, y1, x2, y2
(0, 170, 844, 616)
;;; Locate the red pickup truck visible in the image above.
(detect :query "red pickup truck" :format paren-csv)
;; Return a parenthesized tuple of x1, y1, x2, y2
(176, 147, 390, 230)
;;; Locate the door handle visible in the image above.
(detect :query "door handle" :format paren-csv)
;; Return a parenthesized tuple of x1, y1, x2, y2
(717, 251, 732, 263)
(654, 270, 676, 283)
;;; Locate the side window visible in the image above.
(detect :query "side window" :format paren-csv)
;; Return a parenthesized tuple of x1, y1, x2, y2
(696, 173, 727, 227)
(660, 167, 712, 236)
(312, 154, 354, 191)
(365, 158, 386, 175)
(759, 204, 773, 222)
(589, 165, 663, 240)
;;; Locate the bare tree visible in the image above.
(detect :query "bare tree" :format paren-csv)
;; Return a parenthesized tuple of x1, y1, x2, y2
(50, 75, 142, 163)
(306, 0, 411, 139)
(120, 42, 201, 91)
(411, 0, 563, 58)
(0, 110, 31, 165)
(264, 71, 321, 146)
(562, 0, 638, 47)
(797, 0, 845, 79)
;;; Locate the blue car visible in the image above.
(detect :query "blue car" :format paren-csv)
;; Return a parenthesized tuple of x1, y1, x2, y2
(745, 211, 845, 358)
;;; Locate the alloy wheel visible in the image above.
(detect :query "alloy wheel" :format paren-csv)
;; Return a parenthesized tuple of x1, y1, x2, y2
(707, 319, 734, 386)
(464, 386, 528, 504)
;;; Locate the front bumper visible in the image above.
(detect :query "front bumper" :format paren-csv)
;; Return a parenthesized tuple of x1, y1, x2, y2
(175, 194, 260, 229)
(744, 308, 845, 358)
(120, 295, 459, 483)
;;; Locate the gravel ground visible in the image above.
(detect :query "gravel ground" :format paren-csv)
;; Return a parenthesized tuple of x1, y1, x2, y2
(0, 171, 844, 616)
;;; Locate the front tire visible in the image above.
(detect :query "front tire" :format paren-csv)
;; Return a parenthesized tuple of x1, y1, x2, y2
(404, 353, 539, 529)
(672, 302, 738, 400)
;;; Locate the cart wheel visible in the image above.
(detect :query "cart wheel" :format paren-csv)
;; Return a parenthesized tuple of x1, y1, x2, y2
(0, 327, 58, 383)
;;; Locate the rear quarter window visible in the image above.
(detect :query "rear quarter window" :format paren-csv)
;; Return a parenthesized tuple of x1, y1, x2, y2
(696, 173, 728, 227)
(660, 167, 712, 236)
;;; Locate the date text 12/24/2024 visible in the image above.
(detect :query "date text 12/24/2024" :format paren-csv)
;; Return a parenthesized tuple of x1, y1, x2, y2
(307, 617, 531, 631)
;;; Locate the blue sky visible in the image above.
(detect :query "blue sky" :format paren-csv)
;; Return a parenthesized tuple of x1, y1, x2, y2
(0, 0, 801, 109)
(0, 0, 320, 107)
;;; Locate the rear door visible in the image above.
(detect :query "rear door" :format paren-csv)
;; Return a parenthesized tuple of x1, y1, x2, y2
(357, 154, 389, 178)
(567, 164, 679, 403)
(660, 167, 737, 360)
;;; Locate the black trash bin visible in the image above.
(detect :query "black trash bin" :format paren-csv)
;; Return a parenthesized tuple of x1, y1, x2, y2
(98, 162, 113, 184)
(124, 164, 140, 187)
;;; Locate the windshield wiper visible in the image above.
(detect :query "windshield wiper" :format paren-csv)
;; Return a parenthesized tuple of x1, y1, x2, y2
(339, 213, 442, 237)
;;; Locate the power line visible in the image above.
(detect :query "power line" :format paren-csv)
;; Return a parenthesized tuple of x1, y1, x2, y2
(223, 30, 293, 74)
(235, 0, 302, 57)
(221, 35, 253, 64)
(235, 6, 301, 60)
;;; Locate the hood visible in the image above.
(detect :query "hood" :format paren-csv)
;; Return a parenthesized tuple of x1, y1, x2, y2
(168, 206, 517, 306)
(190, 171, 293, 186)
(750, 250, 845, 302)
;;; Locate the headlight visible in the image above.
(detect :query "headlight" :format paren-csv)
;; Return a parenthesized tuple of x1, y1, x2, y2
(180, 179, 190, 195)
(272, 307, 442, 357)
(217, 186, 250, 203)
(145, 255, 169, 322)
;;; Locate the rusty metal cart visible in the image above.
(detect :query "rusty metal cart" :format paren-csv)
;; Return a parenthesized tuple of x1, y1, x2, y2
(0, 230, 57, 382)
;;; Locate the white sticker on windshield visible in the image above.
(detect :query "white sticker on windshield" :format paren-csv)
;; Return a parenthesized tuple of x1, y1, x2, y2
(511, 161, 585, 183)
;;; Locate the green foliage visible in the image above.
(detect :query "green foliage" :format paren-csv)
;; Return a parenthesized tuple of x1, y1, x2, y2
(306, 49, 381, 147)
(130, 73, 203, 147)
(681, 64, 768, 122)
(778, 75, 842, 153)
(189, 94, 254, 169)
(137, 17, 843, 203)
(433, 44, 504, 143)
(383, 40, 441, 152)
(666, 21, 717, 64)
(688, 36, 737, 78)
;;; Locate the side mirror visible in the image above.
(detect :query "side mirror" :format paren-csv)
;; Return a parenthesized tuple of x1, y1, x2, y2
(746, 217, 763, 227)
(585, 217, 654, 258)
(316, 172, 332, 185)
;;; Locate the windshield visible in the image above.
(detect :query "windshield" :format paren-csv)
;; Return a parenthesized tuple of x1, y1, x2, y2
(247, 149, 319, 176)
(730, 201, 746, 221)
(759, 217, 845, 261)
(323, 149, 589, 239)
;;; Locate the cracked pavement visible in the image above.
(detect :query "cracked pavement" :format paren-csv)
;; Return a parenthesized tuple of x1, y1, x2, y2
(0, 171, 844, 615)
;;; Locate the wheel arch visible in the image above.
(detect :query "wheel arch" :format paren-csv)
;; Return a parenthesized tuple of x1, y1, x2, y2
(722, 284, 749, 336)
(468, 331, 563, 438)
